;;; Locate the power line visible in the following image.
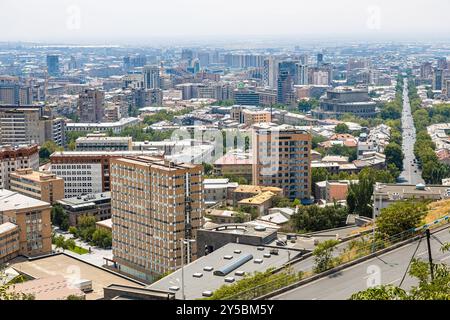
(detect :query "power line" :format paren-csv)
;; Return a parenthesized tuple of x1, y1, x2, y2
(399, 233, 423, 288)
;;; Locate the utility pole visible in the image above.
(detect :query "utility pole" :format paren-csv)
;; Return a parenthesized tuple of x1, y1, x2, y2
(425, 229, 434, 281)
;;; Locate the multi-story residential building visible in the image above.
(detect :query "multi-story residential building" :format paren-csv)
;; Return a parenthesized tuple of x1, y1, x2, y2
(0, 145, 39, 190)
(0, 106, 42, 145)
(9, 168, 64, 204)
(134, 88, 163, 107)
(49, 150, 160, 198)
(76, 134, 132, 151)
(143, 65, 161, 90)
(0, 189, 52, 258)
(203, 178, 238, 206)
(78, 89, 105, 123)
(110, 156, 203, 282)
(277, 70, 294, 105)
(242, 109, 272, 127)
(213, 150, 253, 183)
(252, 123, 312, 203)
(0, 105, 64, 146)
(40, 116, 66, 147)
(0, 83, 33, 105)
(57, 192, 111, 226)
(312, 87, 378, 119)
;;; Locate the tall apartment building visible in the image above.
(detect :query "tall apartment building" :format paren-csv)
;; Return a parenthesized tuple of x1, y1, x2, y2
(47, 54, 60, 76)
(0, 84, 33, 105)
(110, 156, 203, 282)
(0, 106, 65, 146)
(277, 70, 294, 105)
(49, 150, 161, 198)
(0, 189, 52, 258)
(252, 123, 312, 202)
(263, 57, 279, 89)
(78, 89, 105, 123)
(10, 168, 64, 204)
(0, 145, 39, 190)
(143, 65, 161, 90)
(0, 107, 42, 145)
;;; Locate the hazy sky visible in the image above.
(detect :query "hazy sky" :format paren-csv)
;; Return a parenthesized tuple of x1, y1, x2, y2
(1, 0, 449, 44)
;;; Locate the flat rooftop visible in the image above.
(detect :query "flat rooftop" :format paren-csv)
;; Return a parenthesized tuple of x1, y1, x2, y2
(374, 184, 450, 200)
(202, 222, 278, 238)
(7, 275, 84, 300)
(58, 192, 111, 206)
(0, 189, 50, 211)
(147, 243, 300, 300)
(9, 254, 145, 300)
(0, 221, 18, 234)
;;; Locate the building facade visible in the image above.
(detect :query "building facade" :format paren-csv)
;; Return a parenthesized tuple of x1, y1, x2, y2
(78, 89, 105, 123)
(0, 189, 52, 258)
(0, 145, 39, 190)
(10, 168, 64, 204)
(110, 156, 203, 282)
(252, 124, 312, 202)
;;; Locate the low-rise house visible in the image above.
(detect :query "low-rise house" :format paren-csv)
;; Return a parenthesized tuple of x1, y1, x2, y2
(205, 209, 251, 224)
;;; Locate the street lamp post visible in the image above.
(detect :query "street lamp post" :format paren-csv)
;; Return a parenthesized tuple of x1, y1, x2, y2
(180, 238, 196, 300)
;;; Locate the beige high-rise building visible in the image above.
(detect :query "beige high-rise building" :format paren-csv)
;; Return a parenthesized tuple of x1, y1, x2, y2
(252, 123, 312, 202)
(0, 189, 52, 258)
(10, 168, 64, 204)
(110, 156, 203, 283)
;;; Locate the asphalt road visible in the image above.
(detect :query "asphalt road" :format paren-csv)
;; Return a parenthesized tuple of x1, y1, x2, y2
(398, 78, 425, 185)
(272, 227, 450, 300)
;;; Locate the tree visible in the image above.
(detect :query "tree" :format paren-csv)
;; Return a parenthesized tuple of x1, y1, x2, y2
(298, 99, 319, 112)
(313, 240, 340, 273)
(346, 179, 374, 218)
(65, 238, 76, 250)
(376, 201, 427, 237)
(69, 226, 78, 237)
(39, 140, 62, 162)
(77, 215, 97, 242)
(202, 162, 213, 175)
(384, 142, 404, 172)
(92, 228, 112, 248)
(54, 235, 66, 250)
(335, 123, 350, 134)
(293, 205, 348, 233)
(51, 204, 70, 231)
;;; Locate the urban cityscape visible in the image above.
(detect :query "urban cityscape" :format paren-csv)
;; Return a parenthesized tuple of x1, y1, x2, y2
(1, 0, 450, 310)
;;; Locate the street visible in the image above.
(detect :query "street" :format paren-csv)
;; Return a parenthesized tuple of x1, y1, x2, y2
(398, 78, 425, 185)
(271, 227, 450, 300)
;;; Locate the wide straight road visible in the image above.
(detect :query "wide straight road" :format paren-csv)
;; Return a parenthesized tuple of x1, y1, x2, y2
(398, 78, 425, 185)
(272, 227, 450, 300)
